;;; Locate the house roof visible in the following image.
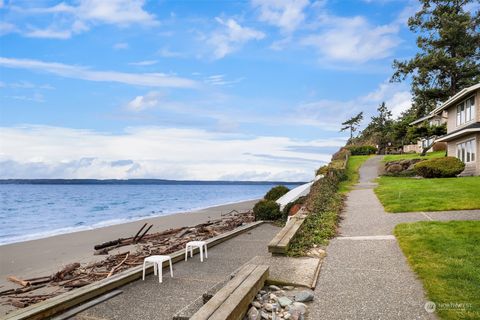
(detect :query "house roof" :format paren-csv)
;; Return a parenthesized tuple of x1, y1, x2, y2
(409, 113, 438, 125)
(432, 82, 480, 114)
(436, 122, 480, 142)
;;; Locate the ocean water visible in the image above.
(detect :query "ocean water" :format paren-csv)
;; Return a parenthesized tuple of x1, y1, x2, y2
(0, 183, 299, 245)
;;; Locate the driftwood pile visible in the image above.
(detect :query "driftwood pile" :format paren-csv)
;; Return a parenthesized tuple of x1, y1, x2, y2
(1, 210, 254, 309)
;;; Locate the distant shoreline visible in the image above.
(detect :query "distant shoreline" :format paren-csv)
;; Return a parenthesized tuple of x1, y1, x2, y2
(0, 179, 306, 185)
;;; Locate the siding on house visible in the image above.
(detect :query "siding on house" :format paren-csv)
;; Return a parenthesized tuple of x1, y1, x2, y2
(446, 133, 479, 176)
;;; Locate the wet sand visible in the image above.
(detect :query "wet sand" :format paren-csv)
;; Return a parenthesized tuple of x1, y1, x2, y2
(0, 199, 258, 288)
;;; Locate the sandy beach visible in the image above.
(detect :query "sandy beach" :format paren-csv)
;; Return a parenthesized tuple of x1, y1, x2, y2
(0, 199, 258, 289)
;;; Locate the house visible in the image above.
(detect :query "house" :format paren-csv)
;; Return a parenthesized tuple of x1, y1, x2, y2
(404, 111, 447, 153)
(434, 83, 480, 176)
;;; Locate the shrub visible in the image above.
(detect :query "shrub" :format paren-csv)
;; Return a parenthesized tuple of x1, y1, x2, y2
(347, 145, 377, 155)
(282, 196, 307, 221)
(253, 200, 282, 221)
(331, 148, 350, 161)
(264, 185, 290, 201)
(414, 157, 465, 178)
(316, 165, 328, 176)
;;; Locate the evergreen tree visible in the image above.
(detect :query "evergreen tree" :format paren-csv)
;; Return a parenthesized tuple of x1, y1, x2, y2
(391, 0, 480, 117)
(340, 112, 364, 140)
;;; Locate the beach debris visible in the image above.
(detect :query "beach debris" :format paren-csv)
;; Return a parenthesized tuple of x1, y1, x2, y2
(1, 210, 254, 310)
(93, 223, 154, 255)
(107, 253, 129, 278)
(52, 263, 81, 282)
(7, 276, 30, 287)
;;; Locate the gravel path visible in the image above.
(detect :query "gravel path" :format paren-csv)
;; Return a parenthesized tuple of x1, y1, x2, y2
(309, 156, 480, 320)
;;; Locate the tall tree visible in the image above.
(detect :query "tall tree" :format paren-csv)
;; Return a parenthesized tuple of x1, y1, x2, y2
(340, 112, 364, 140)
(368, 102, 394, 153)
(391, 0, 480, 117)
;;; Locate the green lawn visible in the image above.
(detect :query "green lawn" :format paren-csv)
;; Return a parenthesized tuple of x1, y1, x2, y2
(395, 221, 480, 319)
(383, 151, 445, 162)
(375, 176, 480, 212)
(338, 155, 371, 193)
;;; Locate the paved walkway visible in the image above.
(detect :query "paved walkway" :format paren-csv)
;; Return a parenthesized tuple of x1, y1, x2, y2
(310, 156, 480, 320)
(72, 223, 280, 320)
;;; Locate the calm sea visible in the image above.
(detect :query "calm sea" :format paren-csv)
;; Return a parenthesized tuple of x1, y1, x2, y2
(0, 182, 299, 245)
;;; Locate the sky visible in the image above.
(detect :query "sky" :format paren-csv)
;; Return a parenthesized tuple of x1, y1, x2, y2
(0, 0, 424, 181)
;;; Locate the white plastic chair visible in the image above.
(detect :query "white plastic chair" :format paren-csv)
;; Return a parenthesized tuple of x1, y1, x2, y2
(185, 241, 208, 262)
(142, 255, 173, 283)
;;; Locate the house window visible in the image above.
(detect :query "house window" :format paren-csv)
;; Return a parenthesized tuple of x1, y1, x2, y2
(456, 96, 475, 126)
(456, 139, 476, 163)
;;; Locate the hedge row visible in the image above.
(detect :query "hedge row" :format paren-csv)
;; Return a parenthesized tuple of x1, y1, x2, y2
(287, 152, 348, 256)
(346, 145, 377, 155)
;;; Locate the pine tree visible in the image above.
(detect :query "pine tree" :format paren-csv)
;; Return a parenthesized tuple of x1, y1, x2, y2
(391, 0, 480, 117)
(340, 112, 364, 140)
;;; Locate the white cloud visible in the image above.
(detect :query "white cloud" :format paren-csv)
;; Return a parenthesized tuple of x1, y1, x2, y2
(301, 15, 401, 63)
(157, 47, 185, 58)
(24, 27, 73, 39)
(10, 0, 158, 39)
(208, 18, 265, 59)
(113, 42, 129, 50)
(74, 0, 158, 26)
(126, 91, 161, 111)
(291, 81, 411, 131)
(0, 21, 17, 35)
(0, 125, 342, 181)
(203, 74, 244, 86)
(252, 0, 310, 33)
(361, 81, 412, 118)
(129, 60, 158, 66)
(0, 57, 198, 89)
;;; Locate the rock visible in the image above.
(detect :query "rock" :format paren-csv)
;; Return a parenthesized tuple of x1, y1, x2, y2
(278, 296, 293, 307)
(294, 290, 314, 302)
(289, 310, 300, 320)
(260, 311, 269, 319)
(269, 285, 281, 291)
(283, 312, 291, 320)
(260, 290, 267, 295)
(252, 301, 262, 309)
(248, 306, 260, 320)
(290, 302, 308, 315)
(264, 303, 274, 312)
(269, 293, 278, 301)
(283, 286, 294, 291)
(386, 163, 403, 173)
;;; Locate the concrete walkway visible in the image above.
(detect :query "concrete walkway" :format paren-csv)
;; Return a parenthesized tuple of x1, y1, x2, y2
(72, 223, 280, 320)
(310, 156, 480, 320)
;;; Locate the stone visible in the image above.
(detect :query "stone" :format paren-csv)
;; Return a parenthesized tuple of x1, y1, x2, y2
(278, 297, 293, 307)
(269, 285, 281, 291)
(289, 310, 300, 320)
(283, 312, 291, 320)
(386, 163, 403, 173)
(248, 306, 260, 320)
(260, 290, 267, 295)
(264, 303, 274, 312)
(291, 302, 308, 315)
(252, 301, 262, 309)
(260, 311, 269, 319)
(269, 293, 278, 301)
(283, 286, 294, 291)
(294, 290, 314, 302)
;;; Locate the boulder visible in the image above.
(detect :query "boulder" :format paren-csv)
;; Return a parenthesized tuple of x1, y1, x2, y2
(386, 163, 403, 173)
(294, 290, 314, 302)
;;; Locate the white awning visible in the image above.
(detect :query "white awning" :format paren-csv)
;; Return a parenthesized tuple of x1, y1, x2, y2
(276, 175, 323, 210)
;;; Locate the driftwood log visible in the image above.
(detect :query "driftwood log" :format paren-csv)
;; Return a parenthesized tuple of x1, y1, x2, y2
(1, 210, 254, 310)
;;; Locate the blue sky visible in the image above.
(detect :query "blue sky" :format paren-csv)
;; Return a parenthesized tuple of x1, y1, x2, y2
(0, 0, 424, 180)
